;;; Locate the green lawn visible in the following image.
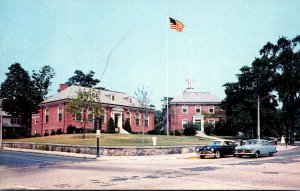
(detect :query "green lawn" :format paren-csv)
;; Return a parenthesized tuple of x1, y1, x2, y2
(4, 133, 212, 146)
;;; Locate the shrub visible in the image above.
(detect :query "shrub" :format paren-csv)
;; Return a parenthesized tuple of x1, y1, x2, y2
(147, 129, 158, 135)
(171, 130, 182, 136)
(123, 119, 132, 133)
(44, 131, 49, 136)
(67, 126, 76, 134)
(56, 128, 63, 135)
(75, 127, 83, 134)
(183, 123, 197, 136)
(107, 117, 116, 133)
(50, 129, 56, 136)
(33, 133, 41, 137)
(87, 128, 96, 133)
(204, 123, 214, 135)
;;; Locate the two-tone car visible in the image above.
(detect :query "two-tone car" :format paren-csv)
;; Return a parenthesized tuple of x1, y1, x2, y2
(198, 140, 236, 159)
(234, 139, 277, 158)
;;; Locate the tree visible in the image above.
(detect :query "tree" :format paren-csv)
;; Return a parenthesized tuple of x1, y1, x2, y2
(107, 117, 116, 133)
(32, 65, 55, 103)
(66, 89, 103, 139)
(135, 85, 152, 143)
(183, 123, 197, 136)
(0, 63, 38, 136)
(259, 35, 300, 144)
(66, 70, 100, 87)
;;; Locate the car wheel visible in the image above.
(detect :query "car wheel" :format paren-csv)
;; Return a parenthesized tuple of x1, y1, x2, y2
(269, 152, 273, 156)
(238, 155, 242, 158)
(215, 151, 220, 159)
(253, 151, 259, 158)
(200, 156, 205, 159)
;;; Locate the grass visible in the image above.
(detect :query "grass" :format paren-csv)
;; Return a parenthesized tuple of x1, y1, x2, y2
(4, 133, 212, 146)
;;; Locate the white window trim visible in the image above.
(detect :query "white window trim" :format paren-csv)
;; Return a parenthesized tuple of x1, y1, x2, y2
(144, 115, 149, 127)
(44, 109, 49, 123)
(182, 105, 188, 114)
(208, 105, 215, 114)
(135, 113, 140, 126)
(182, 119, 188, 129)
(57, 106, 63, 122)
(195, 105, 201, 113)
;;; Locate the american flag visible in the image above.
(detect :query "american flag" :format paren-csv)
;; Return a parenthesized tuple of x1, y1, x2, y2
(169, 17, 184, 32)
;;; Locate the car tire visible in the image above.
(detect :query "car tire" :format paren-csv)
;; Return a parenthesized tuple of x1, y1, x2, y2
(269, 152, 273, 156)
(214, 151, 220, 159)
(238, 155, 242, 158)
(253, 151, 259, 158)
(200, 156, 205, 159)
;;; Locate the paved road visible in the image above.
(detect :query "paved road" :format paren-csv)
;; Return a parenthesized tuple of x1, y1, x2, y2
(1, 145, 300, 190)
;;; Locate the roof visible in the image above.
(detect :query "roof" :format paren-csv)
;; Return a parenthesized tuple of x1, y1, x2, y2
(170, 91, 222, 104)
(42, 85, 147, 108)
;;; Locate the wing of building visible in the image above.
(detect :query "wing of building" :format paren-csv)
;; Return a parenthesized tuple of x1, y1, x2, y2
(163, 79, 224, 134)
(31, 84, 155, 136)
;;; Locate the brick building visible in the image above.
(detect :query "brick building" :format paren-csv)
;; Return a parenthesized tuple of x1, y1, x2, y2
(31, 84, 155, 136)
(163, 79, 224, 134)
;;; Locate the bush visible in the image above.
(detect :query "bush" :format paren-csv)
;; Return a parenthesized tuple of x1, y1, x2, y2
(107, 117, 116, 133)
(67, 126, 76, 134)
(171, 130, 182, 136)
(87, 128, 96, 133)
(50, 129, 56, 136)
(147, 129, 158, 135)
(204, 123, 214, 135)
(33, 133, 41, 137)
(44, 131, 49, 136)
(75, 127, 83, 134)
(183, 123, 197, 136)
(56, 128, 63, 135)
(123, 119, 132, 133)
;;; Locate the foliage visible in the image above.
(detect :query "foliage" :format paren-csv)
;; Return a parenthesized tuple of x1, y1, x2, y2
(56, 128, 63, 135)
(183, 123, 197, 136)
(66, 126, 76, 134)
(170, 130, 182, 136)
(123, 119, 132, 133)
(146, 129, 158, 135)
(50, 129, 56, 136)
(154, 110, 163, 126)
(66, 89, 104, 138)
(44, 131, 49, 136)
(204, 123, 214, 135)
(87, 128, 96, 133)
(65, 70, 100, 87)
(107, 117, 116, 133)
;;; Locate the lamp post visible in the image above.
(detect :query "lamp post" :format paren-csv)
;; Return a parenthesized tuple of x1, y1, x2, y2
(257, 95, 260, 139)
(0, 104, 3, 150)
(96, 128, 100, 158)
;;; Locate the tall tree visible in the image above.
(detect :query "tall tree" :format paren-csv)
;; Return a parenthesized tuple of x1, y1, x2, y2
(32, 65, 55, 103)
(259, 35, 300, 144)
(66, 70, 100, 87)
(135, 85, 152, 143)
(0, 63, 37, 135)
(66, 89, 104, 139)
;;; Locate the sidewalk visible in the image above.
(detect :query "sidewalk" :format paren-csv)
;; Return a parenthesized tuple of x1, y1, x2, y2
(3, 143, 298, 161)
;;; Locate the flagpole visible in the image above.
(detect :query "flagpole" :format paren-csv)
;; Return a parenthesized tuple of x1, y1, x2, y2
(166, 17, 169, 136)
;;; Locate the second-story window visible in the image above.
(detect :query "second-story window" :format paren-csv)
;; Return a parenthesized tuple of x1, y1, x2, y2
(182, 105, 188, 114)
(208, 105, 214, 114)
(195, 105, 201, 113)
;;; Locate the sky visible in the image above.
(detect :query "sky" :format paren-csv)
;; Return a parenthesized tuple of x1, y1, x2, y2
(1, 0, 300, 109)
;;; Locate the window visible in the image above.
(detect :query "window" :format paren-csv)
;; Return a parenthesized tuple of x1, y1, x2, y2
(129, 98, 132, 103)
(126, 112, 131, 125)
(182, 105, 188, 114)
(182, 119, 188, 129)
(135, 113, 140, 126)
(87, 110, 93, 122)
(75, 113, 82, 121)
(208, 105, 214, 114)
(58, 107, 63, 122)
(45, 109, 49, 123)
(195, 105, 201, 113)
(34, 118, 38, 124)
(111, 95, 115, 102)
(144, 114, 149, 127)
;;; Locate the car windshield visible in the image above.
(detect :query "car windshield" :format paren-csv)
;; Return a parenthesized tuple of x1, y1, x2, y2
(208, 141, 222, 146)
(245, 140, 259, 145)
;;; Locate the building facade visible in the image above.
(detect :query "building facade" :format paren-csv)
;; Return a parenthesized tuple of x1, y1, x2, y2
(32, 84, 155, 136)
(163, 79, 224, 134)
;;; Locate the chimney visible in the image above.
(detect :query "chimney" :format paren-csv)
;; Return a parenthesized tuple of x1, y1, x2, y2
(59, 84, 70, 92)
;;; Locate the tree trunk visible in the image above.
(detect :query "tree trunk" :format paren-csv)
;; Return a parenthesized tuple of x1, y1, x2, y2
(83, 109, 86, 139)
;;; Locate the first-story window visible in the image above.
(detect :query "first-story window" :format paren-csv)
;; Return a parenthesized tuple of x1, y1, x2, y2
(75, 113, 82, 121)
(45, 109, 49, 123)
(144, 114, 149, 127)
(182, 119, 188, 129)
(126, 112, 131, 125)
(135, 113, 140, 126)
(58, 107, 63, 122)
(208, 119, 215, 126)
(87, 110, 93, 122)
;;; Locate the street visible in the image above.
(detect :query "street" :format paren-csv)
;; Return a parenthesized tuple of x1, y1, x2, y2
(0, 147, 300, 190)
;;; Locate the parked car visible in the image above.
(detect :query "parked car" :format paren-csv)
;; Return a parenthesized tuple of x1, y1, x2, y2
(198, 140, 236, 159)
(234, 139, 277, 158)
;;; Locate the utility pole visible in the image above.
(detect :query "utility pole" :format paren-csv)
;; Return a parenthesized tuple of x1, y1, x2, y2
(257, 95, 260, 139)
